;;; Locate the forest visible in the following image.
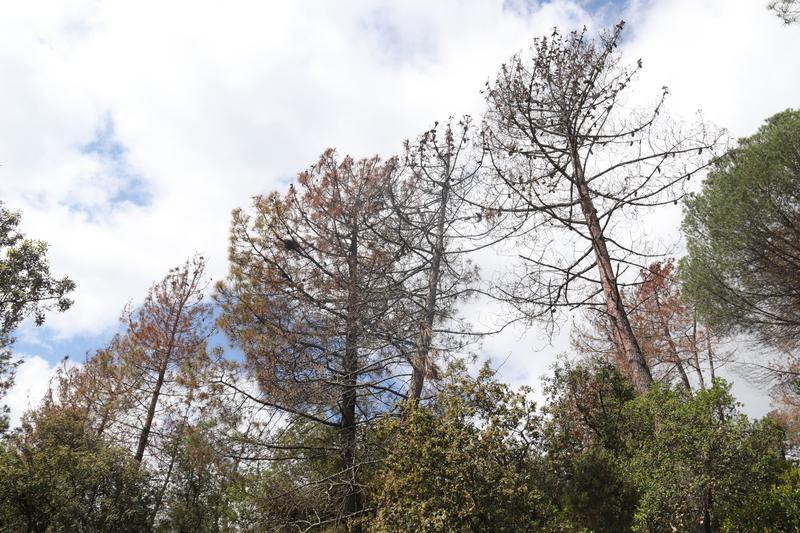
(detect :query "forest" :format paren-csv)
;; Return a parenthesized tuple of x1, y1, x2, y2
(1, 14, 800, 533)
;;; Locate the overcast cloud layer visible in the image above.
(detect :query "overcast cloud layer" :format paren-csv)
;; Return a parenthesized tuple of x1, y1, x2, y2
(2, 0, 798, 424)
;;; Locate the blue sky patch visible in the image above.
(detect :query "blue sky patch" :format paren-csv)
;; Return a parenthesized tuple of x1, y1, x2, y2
(503, 0, 628, 20)
(68, 113, 152, 218)
(359, 8, 438, 66)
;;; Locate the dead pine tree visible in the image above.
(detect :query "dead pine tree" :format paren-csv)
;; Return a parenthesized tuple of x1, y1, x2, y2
(386, 117, 509, 402)
(769, 0, 800, 24)
(481, 21, 721, 392)
(126, 255, 214, 463)
(50, 336, 141, 438)
(571, 259, 731, 391)
(216, 150, 409, 530)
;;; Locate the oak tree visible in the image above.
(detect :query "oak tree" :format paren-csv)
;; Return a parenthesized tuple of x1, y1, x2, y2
(0, 202, 74, 432)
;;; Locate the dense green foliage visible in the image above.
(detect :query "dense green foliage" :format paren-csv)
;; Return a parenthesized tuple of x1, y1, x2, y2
(0, 202, 75, 432)
(536, 358, 796, 532)
(369, 367, 553, 532)
(4, 361, 796, 532)
(1, 23, 799, 533)
(155, 425, 236, 533)
(0, 406, 151, 532)
(366, 360, 798, 533)
(725, 467, 800, 531)
(541, 358, 638, 532)
(369, 360, 800, 532)
(682, 110, 800, 351)
(625, 383, 787, 532)
(0, 203, 75, 338)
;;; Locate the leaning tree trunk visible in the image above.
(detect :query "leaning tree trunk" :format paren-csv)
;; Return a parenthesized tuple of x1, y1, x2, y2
(573, 155, 654, 392)
(134, 307, 183, 463)
(134, 353, 169, 463)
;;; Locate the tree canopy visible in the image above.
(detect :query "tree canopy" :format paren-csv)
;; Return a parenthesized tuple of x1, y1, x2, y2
(2, 20, 799, 533)
(682, 109, 800, 401)
(0, 202, 75, 432)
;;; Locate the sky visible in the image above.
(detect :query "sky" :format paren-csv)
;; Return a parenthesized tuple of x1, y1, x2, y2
(1, 0, 798, 425)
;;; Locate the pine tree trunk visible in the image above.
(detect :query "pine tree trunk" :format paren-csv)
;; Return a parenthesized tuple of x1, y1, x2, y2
(572, 154, 654, 392)
(341, 228, 362, 528)
(134, 354, 168, 463)
(706, 332, 716, 382)
(665, 326, 692, 390)
(653, 292, 691, 390)
(409, 165, 451, 401)
(149, 400, 192, 529)
(692, 317, 707, 390)
(134, 290, 189, 463)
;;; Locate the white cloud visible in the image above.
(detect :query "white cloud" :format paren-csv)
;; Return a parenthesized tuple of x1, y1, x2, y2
(0, 0, 590, 341)
(0, 0, 797, 417)
(4, 355, 80, 428)
(624, 0, 800, 137)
